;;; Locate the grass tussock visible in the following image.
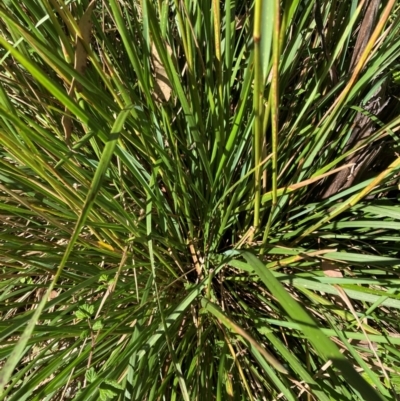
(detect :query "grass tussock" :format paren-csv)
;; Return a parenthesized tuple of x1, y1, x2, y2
(1, 0, 400, 400)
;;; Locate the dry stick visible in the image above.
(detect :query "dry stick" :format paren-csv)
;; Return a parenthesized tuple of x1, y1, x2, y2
(320, 0, 393, 124)
(321, 0, 387, 199)
(189, 242, 202, 278)
(350, 0, 381, 72)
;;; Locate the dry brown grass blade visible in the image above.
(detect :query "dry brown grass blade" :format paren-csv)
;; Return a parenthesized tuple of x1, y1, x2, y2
(261, 163, 355, 206)
(220, 325, 253, 401)
(334, 285, 391, 386)
(288, 163, 355, 190)
(266, 249, 337, 270)
(62, 0, 96, 145)
(321, 260, 343, 278)
(151, 41, 172, 103)
(75, 1, 96, 77)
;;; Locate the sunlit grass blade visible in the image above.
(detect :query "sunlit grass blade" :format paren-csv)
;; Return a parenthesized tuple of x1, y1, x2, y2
(1, 0, 400, 398)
